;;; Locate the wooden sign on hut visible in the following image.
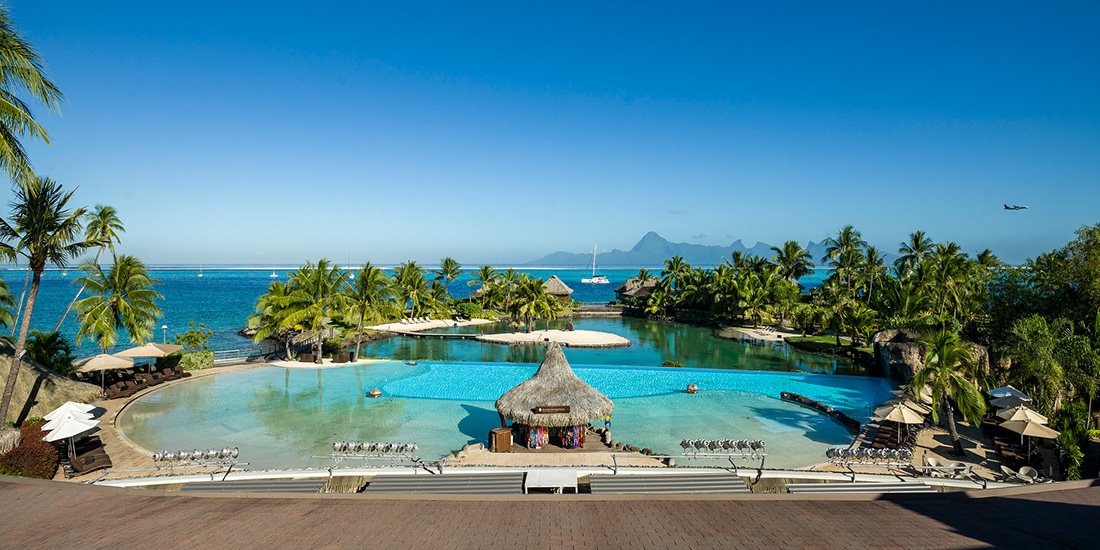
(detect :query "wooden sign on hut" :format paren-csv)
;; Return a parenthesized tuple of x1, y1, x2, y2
(495, 343, 613, 449)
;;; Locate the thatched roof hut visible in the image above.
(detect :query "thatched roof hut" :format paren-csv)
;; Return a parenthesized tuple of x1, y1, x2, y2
(0, 424, 19, 455)
(614, 276, 660, 301)
(543, 275, 573, 301)
(0, 336, 101, 425)
(495, 343, 613, 428)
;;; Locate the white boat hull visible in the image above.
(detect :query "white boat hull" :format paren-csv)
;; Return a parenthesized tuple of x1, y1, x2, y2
(582, 276, 610, 284)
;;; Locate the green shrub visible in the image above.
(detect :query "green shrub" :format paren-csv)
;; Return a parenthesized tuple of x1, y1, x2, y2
(26, 330, 78, 377)
(0, 420, 59, 479)
(178, 351, 214, 370)
(455, 302, 480, 319)
(173, 321, 213, 350)
(661, 360, 685, 368)
(321, 339, 342, 358)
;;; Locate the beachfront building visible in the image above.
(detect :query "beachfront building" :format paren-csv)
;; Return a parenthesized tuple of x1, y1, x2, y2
(544, 275, 574, 302)
(613, 276, 660, 302)
(495, 343, 613, 449)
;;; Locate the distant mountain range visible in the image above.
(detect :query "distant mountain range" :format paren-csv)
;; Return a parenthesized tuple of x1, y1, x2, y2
(528, 232, 834, 267)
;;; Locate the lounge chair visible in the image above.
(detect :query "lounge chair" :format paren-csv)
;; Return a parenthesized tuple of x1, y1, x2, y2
(70, 451, 112, 476)
(947, 461, 969, 480)
(1000, 465, 1022, 483)
(926, 457, 947, 478)
(1017, 465, 1039, 484)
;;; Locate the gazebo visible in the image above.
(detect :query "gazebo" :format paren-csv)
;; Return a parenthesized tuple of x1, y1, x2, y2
(495, 343, 613, 449)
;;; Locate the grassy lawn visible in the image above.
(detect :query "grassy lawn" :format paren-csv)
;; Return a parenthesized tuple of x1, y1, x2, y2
(787, 335, 873, 354)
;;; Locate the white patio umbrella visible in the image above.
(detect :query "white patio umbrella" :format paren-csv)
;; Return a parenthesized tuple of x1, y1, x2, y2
(1001, 419, 1060, 466)
(43, 401, 96, 421)
(113, 342, 183, 358)
(41, 416, 99, 458)
(42, 410, 93, 432)
(75, 354, 136, 389)
(997, 406, 1048, 424)
(989, 385, 1031, 401)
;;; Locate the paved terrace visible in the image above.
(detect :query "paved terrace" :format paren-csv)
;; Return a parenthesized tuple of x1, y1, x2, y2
(4, 475, 1098, 549)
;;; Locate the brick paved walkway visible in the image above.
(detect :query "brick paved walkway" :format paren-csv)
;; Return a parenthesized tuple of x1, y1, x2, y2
(3, 476, 1098, 549)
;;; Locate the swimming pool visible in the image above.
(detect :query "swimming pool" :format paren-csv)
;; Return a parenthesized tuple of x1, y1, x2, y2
(117, 360, 895, 470)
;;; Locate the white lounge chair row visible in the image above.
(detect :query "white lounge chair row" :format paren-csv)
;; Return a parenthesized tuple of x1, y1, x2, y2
(924, 457, 972, 480)
(398, 317, 432, 325)
(1001, 465, 1045, 484)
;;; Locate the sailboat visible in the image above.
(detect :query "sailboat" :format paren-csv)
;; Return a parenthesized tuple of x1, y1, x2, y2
(581, 244, 609, 284)
(270, 261, 278, 278)
(197, 264, 203, 278)
(347, 253, 355, 280)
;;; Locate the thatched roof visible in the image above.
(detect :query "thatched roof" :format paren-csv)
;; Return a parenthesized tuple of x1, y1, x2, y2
(543, 275, 573, 297)
(614, 276, 660, 299)
(495, 343, 613, 427)
(0, 336, 102, 425)
(0, 424, 19, 455)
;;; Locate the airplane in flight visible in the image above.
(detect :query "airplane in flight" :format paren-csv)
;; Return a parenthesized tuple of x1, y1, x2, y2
(1004, 204, 1029, 210)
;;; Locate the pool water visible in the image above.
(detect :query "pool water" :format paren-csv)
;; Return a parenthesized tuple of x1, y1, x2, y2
(117, 360, 895, 470)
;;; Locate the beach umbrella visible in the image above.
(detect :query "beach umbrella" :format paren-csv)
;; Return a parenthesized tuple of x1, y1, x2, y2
(42, 410, 93, 432)
(113, 342, 183, 358)
(883, 396, 931, 414)
(75, 354, 135, 389)
(991, 396, 1034, 410)
(43, 401, 96, 421)
(891, 386, 934, 405)
(997, 406, 1048, 424)
(42, 415, 99, 458)
(1001, 419, 1060, 466)
(989, 385, 1031, 401)
(874, 402, 926, 424)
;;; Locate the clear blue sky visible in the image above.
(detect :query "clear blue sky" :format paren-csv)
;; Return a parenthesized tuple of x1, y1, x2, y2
(4, 1, 1099, 265)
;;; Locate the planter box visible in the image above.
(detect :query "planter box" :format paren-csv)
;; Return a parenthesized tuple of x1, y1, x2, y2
(299, 353, 315, 363)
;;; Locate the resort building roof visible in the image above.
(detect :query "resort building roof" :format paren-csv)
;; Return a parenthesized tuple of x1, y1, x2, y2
(614, 276, 661, 300)
(495, 343, 613, 427)
(543, 275, 573, 300)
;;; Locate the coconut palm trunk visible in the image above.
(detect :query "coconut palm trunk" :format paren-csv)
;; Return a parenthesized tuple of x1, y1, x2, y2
(53, 246, 106, 333)
(0, 269, 42, 421)
(941, 393, 964, 456)
(9, 267, 29, 337)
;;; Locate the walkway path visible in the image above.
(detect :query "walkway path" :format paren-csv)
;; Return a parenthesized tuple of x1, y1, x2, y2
(4, 475, 1098, 548)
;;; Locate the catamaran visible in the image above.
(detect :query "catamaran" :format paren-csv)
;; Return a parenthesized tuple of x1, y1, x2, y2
(581, 244, 609, 284)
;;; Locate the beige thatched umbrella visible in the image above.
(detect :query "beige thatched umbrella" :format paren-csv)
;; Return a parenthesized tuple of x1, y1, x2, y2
(495, 343, 613, 447)
(75, 354, 135, 389)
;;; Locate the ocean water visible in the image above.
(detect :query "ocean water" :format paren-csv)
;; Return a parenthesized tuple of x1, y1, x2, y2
(0, 266, 829, 357)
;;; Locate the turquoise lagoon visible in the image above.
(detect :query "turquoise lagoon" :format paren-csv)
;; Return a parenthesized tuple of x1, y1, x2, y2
(117, 360, 895, 470)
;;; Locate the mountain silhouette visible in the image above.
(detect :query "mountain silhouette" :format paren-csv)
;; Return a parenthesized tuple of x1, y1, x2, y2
(528, 232, 830, 267)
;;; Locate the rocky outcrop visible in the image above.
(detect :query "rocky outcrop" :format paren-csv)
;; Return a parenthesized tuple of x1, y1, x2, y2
(873, 329, 925, 381)
(0, 336, 101, 425)
(873, 329, 991, 382)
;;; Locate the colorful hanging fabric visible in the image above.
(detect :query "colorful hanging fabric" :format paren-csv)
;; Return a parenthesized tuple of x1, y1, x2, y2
(527, 425, 548, 448)
(561, 425, 585, 449)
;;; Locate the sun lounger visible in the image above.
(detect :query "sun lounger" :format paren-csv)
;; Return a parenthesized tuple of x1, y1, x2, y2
(70, 451, 112, 476)
(1017, 465, 1039, 484)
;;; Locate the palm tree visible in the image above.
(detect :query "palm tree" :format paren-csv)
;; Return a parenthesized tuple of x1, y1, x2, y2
(279, 259, 348, 363)
(821, 226, 866, 294)
(770, 240, 814, 281)
(636, 268, 650, 283)
(73, 254, 163, 353)
(25, 329, 77, 377)
(0, 177, 90, 423)
(909, 331, 987, 457)
(468, 265, 499, 308)
(432, 257, 462, 298)
(343, 262, 396, 359)
(860, 246, 887, 304)
(896, 230, 933, 276)
(0, 7, 65, 182)
(54, 205, 124, 332)
(499, 268, 521, 310)
(393, 261, 428, 319)
(841, 302, 878, 346)
(662, 256, 689, 291)
(511, 275, 548, 333)
(0, 275, 14, 329)
(247, 281, 294, 358)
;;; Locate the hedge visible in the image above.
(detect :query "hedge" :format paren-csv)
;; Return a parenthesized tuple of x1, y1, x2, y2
(157, 350, 215, 371)
(0, 419, 60, 479)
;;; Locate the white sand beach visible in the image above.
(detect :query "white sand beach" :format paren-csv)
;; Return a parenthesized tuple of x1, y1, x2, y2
(475, 329, 631, 348)
(369, 318, 493, 332)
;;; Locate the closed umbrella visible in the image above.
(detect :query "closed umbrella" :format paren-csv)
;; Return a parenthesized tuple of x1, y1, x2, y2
(989, 385, 1031, 401)
(75, 354, 135, 389)
(43, 401, 96, 421)
(997, 406, 1048, 424)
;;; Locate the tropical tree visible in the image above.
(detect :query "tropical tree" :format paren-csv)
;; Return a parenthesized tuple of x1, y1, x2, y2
(25, 329, 77, 377)
(54, 204, 124, 332)
(279, 259, 348, 363)
(0, 275, 14, 328)
(859, 245, 888, 304)
(510, 275, 548, 332)
(841, 302, 879, 346)
(468, 265, 499, 308)
(662, 256, 690, 292)
(1007, 315, 1100, 414)
(247, 280, 294, 358)
(0, 7, 65, 182)
(73, 254, 163, 353)
(0, 177, 90, 423)
(896, 230, 933, 276)
(433, 257, 462, 298)
(821, 225, 866, 294)
(770, 240, 814, 281)
(343, 262, 396, 359)
(393, 261, 428, 319)
(738, 269, 778, 327)
(908, 331, 987, 457)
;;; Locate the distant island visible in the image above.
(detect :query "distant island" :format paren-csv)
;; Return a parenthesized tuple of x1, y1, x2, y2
(527, 232, 833, 267)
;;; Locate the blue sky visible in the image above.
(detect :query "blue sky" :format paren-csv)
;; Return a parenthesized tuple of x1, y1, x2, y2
(4, 1, 1099, 265)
